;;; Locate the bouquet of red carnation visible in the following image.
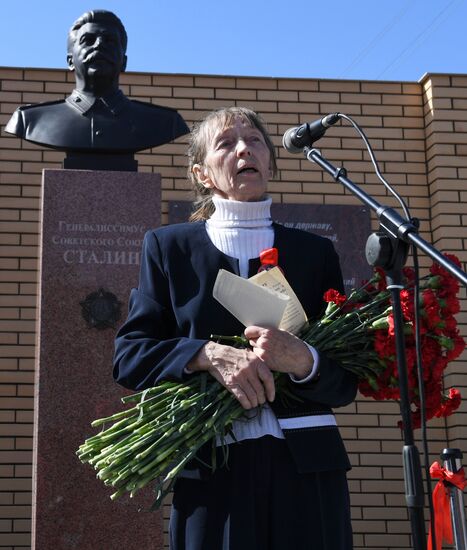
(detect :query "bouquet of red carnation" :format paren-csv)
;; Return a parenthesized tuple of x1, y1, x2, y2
(300, 254, 464, 428)
(77, 254, 464, 508)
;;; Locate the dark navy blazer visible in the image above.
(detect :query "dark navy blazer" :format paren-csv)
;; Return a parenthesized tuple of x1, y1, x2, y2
(114, 221, 357, 474)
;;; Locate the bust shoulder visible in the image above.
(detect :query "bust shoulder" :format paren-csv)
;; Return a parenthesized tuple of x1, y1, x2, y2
(130, 100, 182, 116)
(4, 95, 189, 153)
(126, 100, 189, 141)
(5, 100, 68, 137)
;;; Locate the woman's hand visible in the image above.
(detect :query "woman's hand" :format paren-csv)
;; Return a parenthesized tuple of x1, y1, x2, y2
(244, 326, 313, 380)
(187, 341, 275, 409)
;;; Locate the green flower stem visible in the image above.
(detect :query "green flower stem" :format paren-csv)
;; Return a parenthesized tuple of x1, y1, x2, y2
(211, 334, 249, 347)
(90, 407, 138, 427)
(79, 266, 464, 509)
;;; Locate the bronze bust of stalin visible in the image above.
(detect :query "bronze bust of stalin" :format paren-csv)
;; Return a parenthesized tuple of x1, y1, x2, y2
(5, 10, 189, 170)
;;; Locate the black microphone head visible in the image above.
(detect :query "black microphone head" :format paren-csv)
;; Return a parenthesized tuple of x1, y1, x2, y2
(282, 127, 304, 154)
(283, 115, 340, 154)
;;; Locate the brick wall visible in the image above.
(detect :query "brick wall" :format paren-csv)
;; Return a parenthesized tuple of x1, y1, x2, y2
(0, 67, 465, 549)
(422, 74, 467, 454)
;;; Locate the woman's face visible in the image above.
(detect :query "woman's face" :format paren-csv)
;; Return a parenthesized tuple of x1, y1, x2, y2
(194, 117, 272, 202)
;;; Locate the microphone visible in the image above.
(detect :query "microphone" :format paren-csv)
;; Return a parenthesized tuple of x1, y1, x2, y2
(282, 113, 340, 153)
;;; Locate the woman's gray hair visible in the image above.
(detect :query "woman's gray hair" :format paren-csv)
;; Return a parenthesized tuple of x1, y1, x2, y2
(187, 107, 277, 221)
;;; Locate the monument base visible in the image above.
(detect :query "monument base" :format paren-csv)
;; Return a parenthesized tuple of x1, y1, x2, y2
(63, 152, 138, 171)
(34, 169, 164, 549)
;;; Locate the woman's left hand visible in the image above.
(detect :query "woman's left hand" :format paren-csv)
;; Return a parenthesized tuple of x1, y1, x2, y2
(244, 326, 313, 380)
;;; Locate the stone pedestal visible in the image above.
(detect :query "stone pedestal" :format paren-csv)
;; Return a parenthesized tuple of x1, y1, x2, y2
(33, 170, 163, 549)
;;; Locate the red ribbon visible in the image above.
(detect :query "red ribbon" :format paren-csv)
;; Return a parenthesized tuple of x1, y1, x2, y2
(428, 461, 466, 550)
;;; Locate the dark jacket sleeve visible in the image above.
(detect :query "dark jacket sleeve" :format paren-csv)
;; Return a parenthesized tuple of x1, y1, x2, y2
(113, 230, 207, 391)
(285, 238, 358, 409)
(286, 353, 358, 408)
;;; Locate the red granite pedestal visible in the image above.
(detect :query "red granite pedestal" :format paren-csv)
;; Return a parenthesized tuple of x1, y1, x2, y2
(34, 169, 163, 550)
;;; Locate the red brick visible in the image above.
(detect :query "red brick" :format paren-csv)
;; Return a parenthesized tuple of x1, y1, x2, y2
(24, 69, 66, 82)
(43, 82, 74, 94)
(236, 77, 277, 90)
(120, 72, 152, 85)
(270, 79, 313, 92)
(0, 423, 32, 436)
(362, 82, 402, 93)
(0, 532, 31, 545)
(154, 74, 194, 87)
(0, 91, 22, 102)
(0, 68, 24, 79)
(174, 87, 214, 99)
(320, 80, 359, 92)
(299, 91, 340, 103)
(194, 76, 235, 89)
(2, 81, 43, 92)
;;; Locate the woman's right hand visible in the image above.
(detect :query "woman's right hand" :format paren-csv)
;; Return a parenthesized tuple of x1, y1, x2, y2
(187, 341, 275, 409)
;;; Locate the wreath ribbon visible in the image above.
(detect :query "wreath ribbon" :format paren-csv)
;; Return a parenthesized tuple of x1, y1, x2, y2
(428, 461, 466, 550)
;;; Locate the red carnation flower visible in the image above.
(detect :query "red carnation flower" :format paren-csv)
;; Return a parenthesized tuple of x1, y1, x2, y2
(403, 266, 416, 282)
(323, 289, 347, 306)
(400, 289, 415, 322)
(435, 388, 462, 418)
(442, 296, 460, 315)
(447, 334, 466, 361)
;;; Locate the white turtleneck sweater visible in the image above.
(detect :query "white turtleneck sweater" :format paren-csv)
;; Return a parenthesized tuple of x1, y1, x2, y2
(206, 195, 274, 278)
(205, 195, 318, 444)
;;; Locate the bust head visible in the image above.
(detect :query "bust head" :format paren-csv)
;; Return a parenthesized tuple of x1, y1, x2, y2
(66, 10, 128, 95)
(4, 9, 189, 169)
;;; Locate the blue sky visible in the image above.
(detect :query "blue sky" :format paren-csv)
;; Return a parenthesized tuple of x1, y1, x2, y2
(1, 0, 466, 81)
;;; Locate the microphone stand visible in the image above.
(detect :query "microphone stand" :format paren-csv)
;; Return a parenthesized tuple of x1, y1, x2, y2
(304, 146, 467, 550)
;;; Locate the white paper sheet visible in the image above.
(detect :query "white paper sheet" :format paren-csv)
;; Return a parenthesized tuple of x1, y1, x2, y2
(249, 267, 307, 334)
(213, 269, 289, 328)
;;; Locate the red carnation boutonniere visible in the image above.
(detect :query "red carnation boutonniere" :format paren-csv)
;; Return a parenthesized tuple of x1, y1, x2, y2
(258, 247, 284, 275)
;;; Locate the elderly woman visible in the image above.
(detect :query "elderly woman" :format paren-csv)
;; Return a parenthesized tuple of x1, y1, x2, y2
(114, 107, 357, 550)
